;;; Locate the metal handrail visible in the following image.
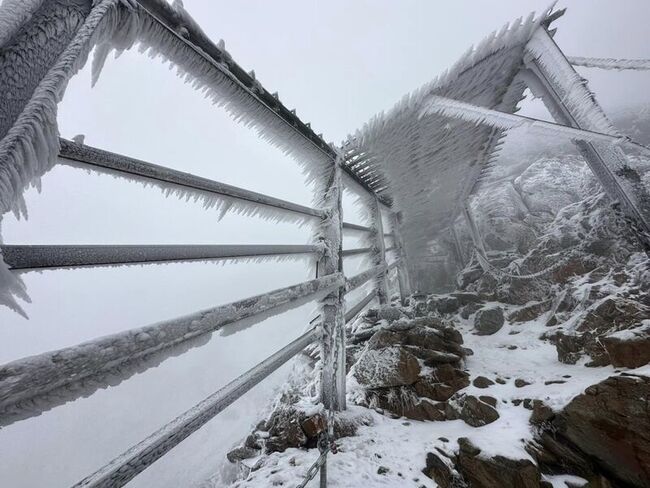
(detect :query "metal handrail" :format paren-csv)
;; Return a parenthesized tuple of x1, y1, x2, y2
(1, 244, 319, 270)
(59, 139, 325, 220)
(73, 327, 321, 488)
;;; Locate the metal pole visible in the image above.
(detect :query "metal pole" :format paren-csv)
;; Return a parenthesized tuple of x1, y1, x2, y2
(462, 201, 487, 258)
(317, 157, 345, 487)
(318, 159, 346, 412)
(391, 212, 411, 305)
(370, 196, 389, 304)
(451, 224, 466, 267)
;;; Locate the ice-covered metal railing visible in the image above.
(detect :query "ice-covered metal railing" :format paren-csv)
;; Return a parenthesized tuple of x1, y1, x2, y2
(74, 326, 322, 488)
(1, 244, 320, 270)
(568, 56, 650, 71)
(59, 139, 325, 223)
(523, 28, 650, 249)
(0, 1, 408, 486)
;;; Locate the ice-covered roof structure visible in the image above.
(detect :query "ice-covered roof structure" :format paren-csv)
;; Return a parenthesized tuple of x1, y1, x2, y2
(342, 6, 560, 288)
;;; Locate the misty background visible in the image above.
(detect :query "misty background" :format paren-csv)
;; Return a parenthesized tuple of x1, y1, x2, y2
(0, 0, 648, 486)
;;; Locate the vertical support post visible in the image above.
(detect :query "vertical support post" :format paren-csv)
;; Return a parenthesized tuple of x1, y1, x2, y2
(318, 158, 345, 412)
(370, 196, 389, 304)
(522, 27, 650, 249)
(462, 201, 487, 258)
(451, 223, 466, 267)
(391, 212, 411, 305)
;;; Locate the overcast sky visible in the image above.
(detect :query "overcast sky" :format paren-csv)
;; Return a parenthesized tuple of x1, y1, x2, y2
(0, 1, 648, 487)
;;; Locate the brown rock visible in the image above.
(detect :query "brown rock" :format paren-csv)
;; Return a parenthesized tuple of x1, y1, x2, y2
(515, 379, 532, 388)
(265, 405, 307, 453)
(557, 374, 650, 486)
(366, 387, 447, 421)
(479, 396, 497, 407)
(414, 377, 457, 402)
(434, 364, 471, 390)
(423, 451, 464, 488)
(529, 400, 554, 426)
(353, 346, 421, 388)
(301, 414, 326, 439)
(457, 438, 541, 487)
(474, 307, 505, 335)
(452, 395, 500, 427)
(602, 324, 650, 368)
(226, 446, 258, 463)
(473, 376, 495, 389)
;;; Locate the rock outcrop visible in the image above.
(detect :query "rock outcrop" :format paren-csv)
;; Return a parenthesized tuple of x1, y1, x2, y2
(556, 375, 650, 487)
(474, 307, 504, 335)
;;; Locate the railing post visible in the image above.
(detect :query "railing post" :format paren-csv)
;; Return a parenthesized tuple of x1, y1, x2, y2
(318, 157, 345, 412)
(451, 223, 466, 267)
(317, 155, 345, 488)
(391, 212, 411, 305)
(370, 197, 389, 305)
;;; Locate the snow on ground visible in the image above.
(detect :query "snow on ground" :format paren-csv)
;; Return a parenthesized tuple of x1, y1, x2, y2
(456, 303, 618, 412)
(231, 294, 650, 487)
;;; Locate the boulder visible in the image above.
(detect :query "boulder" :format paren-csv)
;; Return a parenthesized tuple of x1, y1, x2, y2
(366, 387, 447, 421)
(265, 405, 307, 453)
(556, 374, 650, 487)
(423, 451, 464, 488)
(447, 395, 500, 427)
(353, 346, 420, 388)
(428, 296, 461, 315)
(602, 324, 650, 368)
(456, 438, 541, 488)
(460, 302, 482, 319)
(474, 307, 505, 335)
(473, 376, 495, 389)
(301, 414, 326, 439)
(553, 298, 650, 366)
(529, 400, 554, 426)
(226, 446, 258, 463)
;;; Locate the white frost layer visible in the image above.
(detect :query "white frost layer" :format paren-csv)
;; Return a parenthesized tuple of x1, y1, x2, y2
(344, 5, 557, 290)
(91, 1, 334, 199)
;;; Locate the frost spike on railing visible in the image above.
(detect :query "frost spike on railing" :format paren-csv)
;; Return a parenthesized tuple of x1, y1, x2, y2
(419, 94, 650, 153)
(1, 244, 319, 270)
(0, 273, 343, 427)
(59, 139, 325, 222)
(73, 327, 320, 488)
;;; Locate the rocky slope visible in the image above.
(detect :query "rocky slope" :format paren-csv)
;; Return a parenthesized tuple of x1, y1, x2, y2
(219, 140, 650, 487)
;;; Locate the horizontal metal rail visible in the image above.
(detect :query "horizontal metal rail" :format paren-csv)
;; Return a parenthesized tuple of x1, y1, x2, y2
(567, 56, 650, 71)
(344, 260, 399, 293)
(342, 222, 371, 232)
(344, 289, 377, 322)
(74, 326, 321, 488)
(59, 139, 325, 220)
(341, 247, 372, 258)
(0, 274, 343, 427)
(1, 244, 319, 270)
